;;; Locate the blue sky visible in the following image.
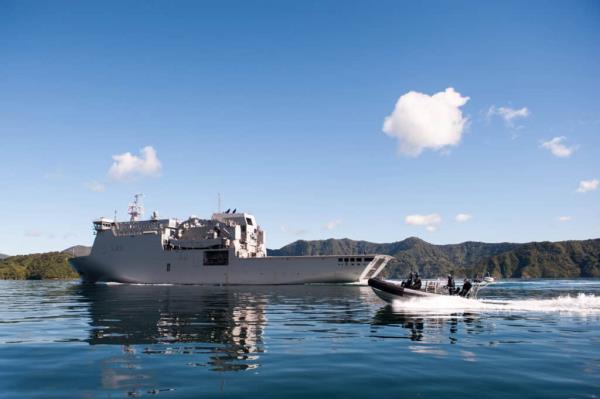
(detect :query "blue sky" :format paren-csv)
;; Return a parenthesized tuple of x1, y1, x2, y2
(1, 0, 599, 255)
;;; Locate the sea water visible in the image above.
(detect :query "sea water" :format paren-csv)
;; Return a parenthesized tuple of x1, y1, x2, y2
(0, 279, 598, 398)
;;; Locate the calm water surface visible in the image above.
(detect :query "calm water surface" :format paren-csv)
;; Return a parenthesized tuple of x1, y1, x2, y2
(0, 280, 599, 398)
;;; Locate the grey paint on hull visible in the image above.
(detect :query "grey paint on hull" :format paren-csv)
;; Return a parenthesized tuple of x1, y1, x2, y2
(70, 233, 391, 285)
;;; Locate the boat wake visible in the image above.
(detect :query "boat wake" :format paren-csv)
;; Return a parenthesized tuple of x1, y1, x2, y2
(392, 293, 600, 314)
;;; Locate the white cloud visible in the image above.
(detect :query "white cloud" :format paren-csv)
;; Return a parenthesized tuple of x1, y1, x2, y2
(576, 179, 599, 193)
(557, 216, 572, 222)
(405, 213, 442, 231)
(455, 213, 472, 223)
(85, 180, 106, 192)
(541, 136, 576, 158)
(383, 88, 470, 156)
(108, 146, 162, 181)
(24, 230, 56, 239)
(487, 106, 529, 127)
(25, 229, 43, 237)
(324, 219, 342, 230)
(280, 225, 308, 236)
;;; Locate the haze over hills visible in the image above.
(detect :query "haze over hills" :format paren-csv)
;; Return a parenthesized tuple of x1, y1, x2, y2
(0, 253, 9, 260)
(62, 246, 92, 257)
(268, 237, 600, 278)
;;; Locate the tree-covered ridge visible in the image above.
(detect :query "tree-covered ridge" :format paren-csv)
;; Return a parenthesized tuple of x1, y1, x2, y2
(0, 252, 79, 280)
(269, 237, 600, 278)
(471, 240, 600, 278)
(1, 238, 599, 280)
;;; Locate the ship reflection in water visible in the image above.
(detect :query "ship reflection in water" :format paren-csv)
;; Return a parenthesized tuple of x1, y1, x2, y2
(66, 284, 474, 397)
(2, 280, 597, 398)
(78, 284, 484, 369)
(79, 284, 268, 372)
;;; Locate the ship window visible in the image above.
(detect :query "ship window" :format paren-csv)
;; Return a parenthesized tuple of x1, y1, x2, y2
(246, 217, 253, 225)
(364, 257, 374, 262)
(356, 258, 362, 262)
(204, 250, 229, 266)
(338, 258, 343, 262)
(344, 258, 349, 262)
(166, 263, 171, 272)
(350, 258, 355, 262)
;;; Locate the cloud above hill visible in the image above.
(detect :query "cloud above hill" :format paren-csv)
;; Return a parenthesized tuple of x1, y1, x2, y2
(405, 213, 442, 232)
(383, 88, 470, 156)
(108, 146, 162, 181)
(324, 219, 342, 230)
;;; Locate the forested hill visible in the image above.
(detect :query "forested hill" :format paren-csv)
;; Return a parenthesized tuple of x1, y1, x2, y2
(1, 238, 598, 280)
(0, 252, 79, 280)
(268, 237, 600, 278)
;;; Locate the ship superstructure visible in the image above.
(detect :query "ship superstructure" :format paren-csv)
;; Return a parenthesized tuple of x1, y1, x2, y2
(70, 196, 393, 285)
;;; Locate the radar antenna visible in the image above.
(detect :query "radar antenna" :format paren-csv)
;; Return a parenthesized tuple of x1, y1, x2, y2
(128, 194, 144, 222)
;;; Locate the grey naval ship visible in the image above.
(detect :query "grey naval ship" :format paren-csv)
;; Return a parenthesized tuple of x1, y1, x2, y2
(70, 195, 393, 285)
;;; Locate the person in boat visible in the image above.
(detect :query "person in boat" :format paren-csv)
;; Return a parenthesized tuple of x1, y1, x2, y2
(412, 273, 422, 290)
(402, 271, 414, 288)
(446, 273, 456, 294)
(459, 278, 473, 297)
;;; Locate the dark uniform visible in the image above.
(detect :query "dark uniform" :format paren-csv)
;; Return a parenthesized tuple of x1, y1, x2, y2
(459, 279, 473, 297)
(412, 273, 422, 290)
(447, 274, 455, 294)
(402, 272, 414, 288)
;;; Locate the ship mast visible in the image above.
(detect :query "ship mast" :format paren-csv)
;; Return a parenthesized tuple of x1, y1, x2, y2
(128, 194, 144, 222)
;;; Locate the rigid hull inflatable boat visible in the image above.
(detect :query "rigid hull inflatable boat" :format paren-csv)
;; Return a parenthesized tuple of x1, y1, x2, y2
(368, 277, 487, 303)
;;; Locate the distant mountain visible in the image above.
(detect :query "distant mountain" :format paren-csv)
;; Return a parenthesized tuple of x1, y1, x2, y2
(470, 240, 600, 278)
(2, 238, 598, 280)
(268, 237, 600, 278)
(62, 245, 91, 257)
(0, 253, 9, 260)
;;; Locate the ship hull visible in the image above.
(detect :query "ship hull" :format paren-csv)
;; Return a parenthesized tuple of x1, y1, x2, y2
(70, 254, 389, 285)
(69, 234, 392, 285)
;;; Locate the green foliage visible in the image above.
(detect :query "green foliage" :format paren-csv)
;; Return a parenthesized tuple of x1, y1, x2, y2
(0, 252, 78, 280)
(269, 237, 600, 279)
(3, 238, 599, 280)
